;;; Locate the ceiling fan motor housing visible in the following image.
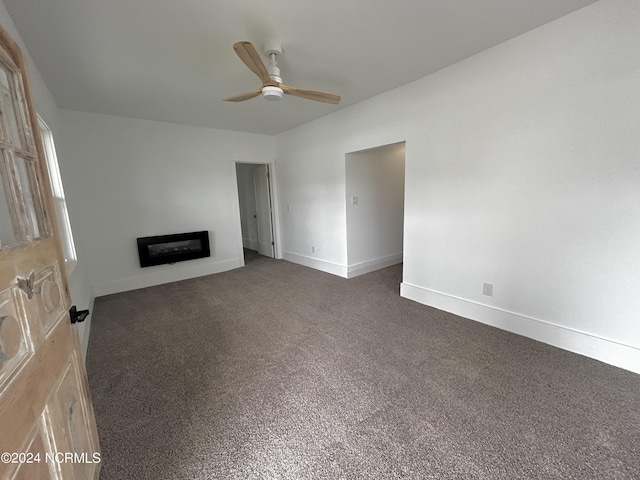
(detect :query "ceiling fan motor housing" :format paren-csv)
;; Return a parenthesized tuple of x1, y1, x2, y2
(262, 41, 283, 100)
(262, 85, 284, 101)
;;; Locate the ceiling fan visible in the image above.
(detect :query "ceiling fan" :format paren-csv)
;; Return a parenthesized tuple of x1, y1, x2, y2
(224, 41, 340, 105)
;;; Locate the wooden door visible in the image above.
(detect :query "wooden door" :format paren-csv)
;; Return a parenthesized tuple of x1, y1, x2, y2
(0, 25, 100, 480)
(253, 165, 274, 258)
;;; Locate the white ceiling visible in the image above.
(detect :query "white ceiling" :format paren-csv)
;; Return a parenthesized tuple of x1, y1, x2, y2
(4, 0, 598, 136)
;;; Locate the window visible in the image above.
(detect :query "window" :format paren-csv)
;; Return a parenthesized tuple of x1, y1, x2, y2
(38, 116, 77, 272)
(0, 58, 51, 247)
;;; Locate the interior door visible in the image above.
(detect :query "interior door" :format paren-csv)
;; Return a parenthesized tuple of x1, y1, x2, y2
(253, 165, 274, 258)
(0, 25, 100, 480)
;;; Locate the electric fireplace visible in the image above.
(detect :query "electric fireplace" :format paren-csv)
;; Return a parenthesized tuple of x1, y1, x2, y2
(137, 231, 210, 267)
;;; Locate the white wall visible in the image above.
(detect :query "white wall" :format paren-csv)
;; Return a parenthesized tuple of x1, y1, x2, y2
(0, 2, 55, 127)
(0, 1, 95, 358)
(57, 110, 275, 296)
(277, 0, 640, 373)
(236, 163, 259, 251)
(346, 143, 405, 277)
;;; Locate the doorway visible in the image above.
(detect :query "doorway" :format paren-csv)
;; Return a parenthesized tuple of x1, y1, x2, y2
(345, 142, 406, 278)
(235, 163, 276, 262)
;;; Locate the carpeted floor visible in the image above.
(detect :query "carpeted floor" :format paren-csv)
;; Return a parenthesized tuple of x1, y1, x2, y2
(86, 256, 640, 479)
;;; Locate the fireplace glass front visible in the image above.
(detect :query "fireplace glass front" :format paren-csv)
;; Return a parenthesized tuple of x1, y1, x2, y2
(137, 231, 210, 267)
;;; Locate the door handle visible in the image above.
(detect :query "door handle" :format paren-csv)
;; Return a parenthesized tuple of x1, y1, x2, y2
(69, 306, 90, 324)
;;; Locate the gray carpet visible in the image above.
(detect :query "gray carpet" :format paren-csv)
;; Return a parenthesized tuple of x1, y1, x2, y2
(86, 256, 640, 479)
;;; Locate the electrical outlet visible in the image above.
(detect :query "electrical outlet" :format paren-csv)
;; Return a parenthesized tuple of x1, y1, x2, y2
(311, 246, 316, 254)
(351, 196, 358, 205)
(483, 283, 493, 296)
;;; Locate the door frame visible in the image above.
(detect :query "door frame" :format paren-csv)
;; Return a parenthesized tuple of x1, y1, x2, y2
(345, 141, 406, 278)
(231, 159, 282, 264)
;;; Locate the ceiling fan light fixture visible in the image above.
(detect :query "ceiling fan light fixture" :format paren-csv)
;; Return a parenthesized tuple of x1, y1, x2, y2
(262, 85, 284, 101)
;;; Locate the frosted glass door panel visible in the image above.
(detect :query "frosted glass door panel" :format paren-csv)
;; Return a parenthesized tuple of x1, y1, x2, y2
(0, 156, 17, 247)
(0, 65, 25, 150)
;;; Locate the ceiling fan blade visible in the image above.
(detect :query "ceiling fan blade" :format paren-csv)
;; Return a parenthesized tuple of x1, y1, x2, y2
(223, 88, 263, 102)
(281, 84, 341, 105)
(233, 41, 271, 85)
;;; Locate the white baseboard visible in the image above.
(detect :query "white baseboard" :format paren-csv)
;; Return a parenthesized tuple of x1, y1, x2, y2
(347, 253, 403, 278)
(400, 282, 640, 375)
(282, 251, 347, 278)
(93, 258, 242, 297)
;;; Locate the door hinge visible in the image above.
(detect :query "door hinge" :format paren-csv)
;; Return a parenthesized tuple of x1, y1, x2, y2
(271, 241, 274, 246)
(17, 272, 40, 300)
